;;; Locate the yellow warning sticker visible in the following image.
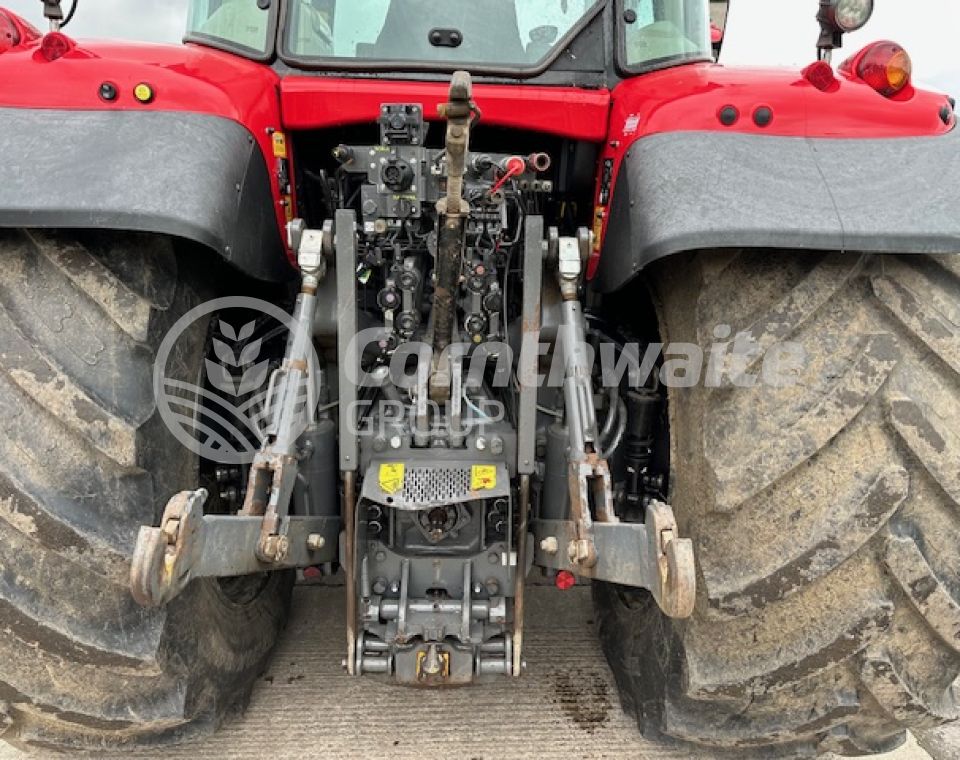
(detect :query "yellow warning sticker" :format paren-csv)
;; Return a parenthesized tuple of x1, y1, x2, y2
(379, 463, 405, 494)
(471, 465, 497, 491)
(272, 131, 288, 159)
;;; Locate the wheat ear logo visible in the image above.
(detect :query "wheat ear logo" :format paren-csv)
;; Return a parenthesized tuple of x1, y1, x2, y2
(154, 297, 321, 464)
(206, 319, 271, 399)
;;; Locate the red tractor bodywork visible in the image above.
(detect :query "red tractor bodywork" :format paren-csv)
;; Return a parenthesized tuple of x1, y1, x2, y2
(591, 62, 955, 276)
(0, 6, 954, 278)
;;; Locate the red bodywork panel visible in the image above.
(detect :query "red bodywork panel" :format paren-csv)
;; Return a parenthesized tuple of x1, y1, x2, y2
(0, 8, 954, 278)
(280, 77, 611, 141)
(0, 29, 295, 258)
(0, 7, 40, 46)
(588, 62, 955, 277)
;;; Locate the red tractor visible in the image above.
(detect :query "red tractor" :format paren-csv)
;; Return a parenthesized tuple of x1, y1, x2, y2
(0, 0, 957, 755)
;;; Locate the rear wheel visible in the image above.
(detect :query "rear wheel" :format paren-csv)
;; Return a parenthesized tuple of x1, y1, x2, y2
(0, 230, 292, 751)
(596, 249, 960, 756)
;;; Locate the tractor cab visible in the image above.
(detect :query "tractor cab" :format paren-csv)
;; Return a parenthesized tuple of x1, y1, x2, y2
(185, 0, 714, 76)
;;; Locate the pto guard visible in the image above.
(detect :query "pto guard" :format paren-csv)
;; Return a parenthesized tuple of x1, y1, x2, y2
(360, 461, 511, 510)
(533, 500, 696, 619)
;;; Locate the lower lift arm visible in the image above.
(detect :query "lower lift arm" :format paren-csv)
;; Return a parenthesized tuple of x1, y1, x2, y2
(533, 233, 697, 620)
(131, 227, 339, 608)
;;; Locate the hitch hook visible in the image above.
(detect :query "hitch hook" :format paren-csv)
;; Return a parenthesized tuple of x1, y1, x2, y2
(130, 489, 209, 608)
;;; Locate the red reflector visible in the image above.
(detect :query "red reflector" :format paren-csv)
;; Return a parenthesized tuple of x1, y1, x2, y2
(710, 22, 723, 44)
(0, 11, 20, 53)
(802, 60, 839, 93)
(40, 31, 73, 61)
(555, 570, 576, 591)
(856, 41, 912, 97)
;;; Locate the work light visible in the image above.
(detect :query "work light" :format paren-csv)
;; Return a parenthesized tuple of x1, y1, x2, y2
(832, 0, 874, 32)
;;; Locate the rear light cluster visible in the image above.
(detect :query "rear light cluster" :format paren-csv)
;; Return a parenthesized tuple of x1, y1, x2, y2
(0, 10, 21, 53)
(802, 60, 839, 93)
(39, 30, 74, 61)
(841, 41, 913, 98)
(0, 9, 75, 61)
(857, 42, 912, 97)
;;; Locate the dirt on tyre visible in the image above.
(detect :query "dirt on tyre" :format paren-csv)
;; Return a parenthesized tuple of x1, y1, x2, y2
(595, 249, 960, 757)
(0, 230, 292, 752)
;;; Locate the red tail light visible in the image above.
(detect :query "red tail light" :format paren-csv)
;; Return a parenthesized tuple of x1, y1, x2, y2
(0, 11, 21, 53)
(802, 60, 839, 93)
(847, 41, 913, 97)
(40, 31, 74, 61)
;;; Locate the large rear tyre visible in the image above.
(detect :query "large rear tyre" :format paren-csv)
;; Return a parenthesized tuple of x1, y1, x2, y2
(0, 230, 292, 751)
(596, 250, 960, 756)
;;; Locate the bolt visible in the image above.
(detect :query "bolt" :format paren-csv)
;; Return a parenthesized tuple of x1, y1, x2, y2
(490, 437, 504, 455)
(375, 550, 387, 562)
(341, 658, 348, 670)
(276, 536, 291, 562)
(472, 581, 484, 595)
(307, 534, 326, 552)
(476, 437, 488, 451)
(390, 435, 403, 450)
(485, 578, 500, 596)
(263, 535, 290, 563)
(373, 577, 388, 595)
(488, 552, 499, 565)
(540, 536, 559, 555)
(389, 580, 401, 594)
(373, 436, 388, 452)
(568, 539, 589, 564)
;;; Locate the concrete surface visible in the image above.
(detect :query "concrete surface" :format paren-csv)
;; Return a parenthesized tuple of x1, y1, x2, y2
(0, 585, 946, 760)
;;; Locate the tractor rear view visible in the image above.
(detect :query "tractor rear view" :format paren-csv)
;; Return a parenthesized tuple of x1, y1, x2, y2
(0, 0, 959, 756)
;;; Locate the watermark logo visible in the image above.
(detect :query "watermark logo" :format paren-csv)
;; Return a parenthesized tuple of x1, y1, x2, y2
(154, 297, 320, 464)
(342, 327, 806, 391)
(155, 296, 808, 460)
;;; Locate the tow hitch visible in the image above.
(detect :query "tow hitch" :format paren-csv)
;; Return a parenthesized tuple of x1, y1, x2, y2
(130, 489, 338, 607)
(533, 501, 695, 619)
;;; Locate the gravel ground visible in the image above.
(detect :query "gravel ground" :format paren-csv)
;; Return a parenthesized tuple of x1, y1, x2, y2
(0, 585, 949, 760)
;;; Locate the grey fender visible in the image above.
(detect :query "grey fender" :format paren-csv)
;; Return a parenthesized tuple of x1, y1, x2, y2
(594, 128, 960, 293)
(0, 107, 293, 282)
